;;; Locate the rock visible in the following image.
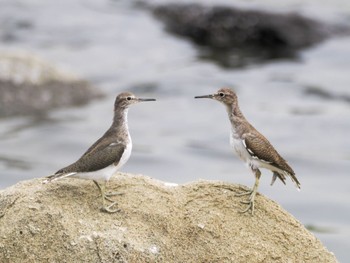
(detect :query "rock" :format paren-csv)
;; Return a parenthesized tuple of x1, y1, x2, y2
(0, 51, 103, 118)
(153, 4, 338, 67)
(0, 173, 337, 262)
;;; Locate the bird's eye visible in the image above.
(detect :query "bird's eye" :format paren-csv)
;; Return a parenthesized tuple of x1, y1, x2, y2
(219, 92, 225, 97)
(126, 97, 132, 101)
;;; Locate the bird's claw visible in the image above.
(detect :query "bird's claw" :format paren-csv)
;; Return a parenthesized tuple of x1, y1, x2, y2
(105, 191, 124, 197)
(104, 192, 124, 203)
(101, 202, 120, 213)
(235, 189, 253, 197)
(236, 188, 256, 215)
(239, 200, 255, 215)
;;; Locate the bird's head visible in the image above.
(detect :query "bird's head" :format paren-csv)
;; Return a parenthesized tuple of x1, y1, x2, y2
(195, 87, 238, 106)
(114, 92, 156, 110)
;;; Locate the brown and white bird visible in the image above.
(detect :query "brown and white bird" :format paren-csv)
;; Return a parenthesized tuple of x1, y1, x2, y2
(195, 87, 300, 215)
(44, 92, 156, 213)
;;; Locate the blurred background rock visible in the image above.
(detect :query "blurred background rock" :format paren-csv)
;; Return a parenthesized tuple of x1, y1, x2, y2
(0, 51, 103, 117)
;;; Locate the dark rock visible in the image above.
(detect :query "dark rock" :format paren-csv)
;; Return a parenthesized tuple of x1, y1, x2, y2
(304, 86, 350, 103)
(153, 4, 336, 67)
(0, 80, 103, 118)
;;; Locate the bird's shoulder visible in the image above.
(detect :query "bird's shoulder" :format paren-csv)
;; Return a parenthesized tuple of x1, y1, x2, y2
(81, 129, 127, 157)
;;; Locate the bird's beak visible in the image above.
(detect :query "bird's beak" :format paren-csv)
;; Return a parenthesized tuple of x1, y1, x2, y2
(137, 98, 156, 102)
(194, 94, 214, 99)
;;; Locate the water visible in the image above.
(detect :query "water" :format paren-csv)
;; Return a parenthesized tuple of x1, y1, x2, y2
(0, 0, 350, 261)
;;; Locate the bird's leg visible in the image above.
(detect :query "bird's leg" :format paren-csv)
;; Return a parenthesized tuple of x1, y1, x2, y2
(93, 180, 120, 213)
(93, 180, 124, 200)
(238, 168, 261, 215)
(93, 180, 123, 202)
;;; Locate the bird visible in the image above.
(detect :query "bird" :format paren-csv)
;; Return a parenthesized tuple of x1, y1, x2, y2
(44, 92, 156, 213)
(195, 87, 300, 215)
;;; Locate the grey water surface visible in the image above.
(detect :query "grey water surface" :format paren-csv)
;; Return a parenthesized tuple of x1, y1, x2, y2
(0, 0, 350, 261)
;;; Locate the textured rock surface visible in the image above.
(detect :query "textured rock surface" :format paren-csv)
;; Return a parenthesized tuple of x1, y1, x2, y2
(0, 51, 103, 118)
(0, 173, 337, 262)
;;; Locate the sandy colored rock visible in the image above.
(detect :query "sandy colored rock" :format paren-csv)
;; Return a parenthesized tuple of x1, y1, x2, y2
(0, 173, 337, 263)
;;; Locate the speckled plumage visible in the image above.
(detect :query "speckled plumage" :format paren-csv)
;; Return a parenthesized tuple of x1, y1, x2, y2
(195, 87, 300, 214)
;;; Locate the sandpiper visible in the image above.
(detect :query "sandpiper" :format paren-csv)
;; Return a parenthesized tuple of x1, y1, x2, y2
(44, 92, 156, 213)
(195, 87, 300, 215)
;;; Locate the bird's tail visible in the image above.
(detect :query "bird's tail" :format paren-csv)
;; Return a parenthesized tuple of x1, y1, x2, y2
(288, 172, 301, 190)
(42, 172, 77, 184)
(271, 171, 301, 190)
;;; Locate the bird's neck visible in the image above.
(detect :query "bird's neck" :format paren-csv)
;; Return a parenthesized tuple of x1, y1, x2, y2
(111, 107, 130, 140)
(226, 102, 249, 138)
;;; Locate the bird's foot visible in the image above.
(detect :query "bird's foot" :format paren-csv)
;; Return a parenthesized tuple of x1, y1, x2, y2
(236, 190, 256, 215)
(104, 191, 124, 203)
(101, 202, 120, 213)
(106, 191, 124, 197)
(235, 188, 253, 197)
(239, 199, 255, 215)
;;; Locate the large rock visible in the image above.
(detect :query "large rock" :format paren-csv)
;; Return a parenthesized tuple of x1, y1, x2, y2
(0, 51, 103, 118)
(0, 173, 337, 262)
(153, 4, 341, 67)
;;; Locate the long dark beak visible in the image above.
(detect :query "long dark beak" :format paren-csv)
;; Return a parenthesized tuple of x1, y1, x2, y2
(137, 98, 156, 102)
(194, 94, 214, 99)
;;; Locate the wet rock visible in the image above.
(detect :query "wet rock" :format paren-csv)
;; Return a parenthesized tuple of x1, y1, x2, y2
(153, 4, 337, 67)
(0, 51, 104, 118)
(0, 173, 337, 262)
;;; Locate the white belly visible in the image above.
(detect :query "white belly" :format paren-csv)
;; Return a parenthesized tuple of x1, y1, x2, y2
(230, 130, 264, 171)
(230, 130, 251, 163)
(116, 140, 132, 170)
(73, 165, 120, 181)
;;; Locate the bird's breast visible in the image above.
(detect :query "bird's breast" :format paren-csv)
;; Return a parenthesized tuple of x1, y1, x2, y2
(115, 140, 132, 170)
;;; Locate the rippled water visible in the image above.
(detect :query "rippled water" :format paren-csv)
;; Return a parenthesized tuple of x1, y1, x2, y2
(0, 0, 350, 261)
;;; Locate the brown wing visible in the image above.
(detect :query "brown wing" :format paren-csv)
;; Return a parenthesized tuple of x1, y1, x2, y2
(56, 140, 126, 174)
(243, 133, 295, 175)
